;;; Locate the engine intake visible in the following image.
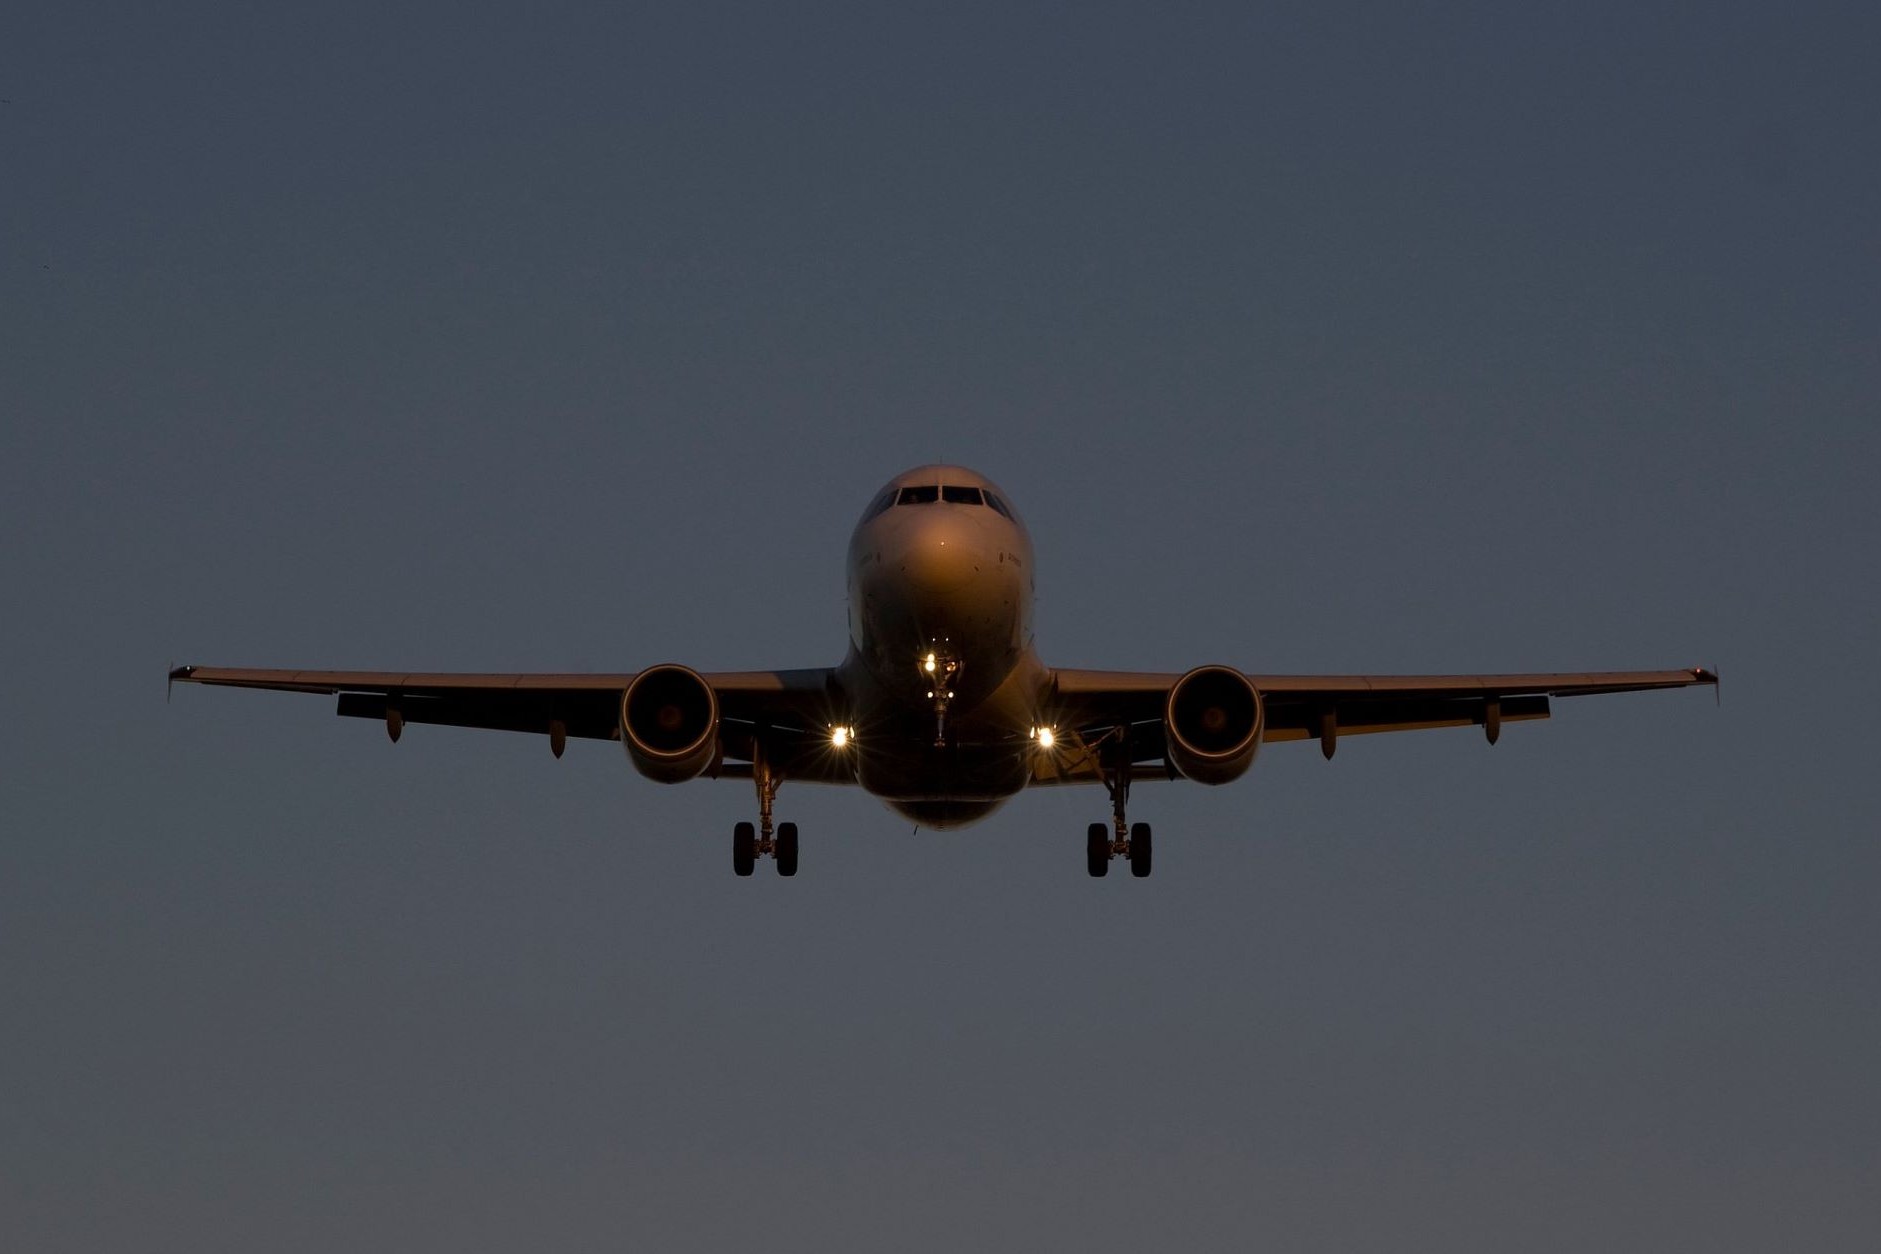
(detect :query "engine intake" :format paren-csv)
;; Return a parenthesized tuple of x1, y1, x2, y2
(621, 664, 720, 783)
(1164, 666, 1263, 785)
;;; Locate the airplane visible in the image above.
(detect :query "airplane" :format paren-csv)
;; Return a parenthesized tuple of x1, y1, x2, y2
(170, 464, 1717, 878)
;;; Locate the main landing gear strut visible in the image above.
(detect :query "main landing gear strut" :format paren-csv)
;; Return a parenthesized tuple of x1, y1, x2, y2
(1086, 738, 1152, 878)
(732, 743, 798, 877)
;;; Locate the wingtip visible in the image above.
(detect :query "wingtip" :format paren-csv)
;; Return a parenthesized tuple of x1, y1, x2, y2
(1693, 665, 1719, 684)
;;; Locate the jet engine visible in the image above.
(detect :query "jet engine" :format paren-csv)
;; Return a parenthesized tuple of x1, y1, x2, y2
(621, 664, 721, 783)
(1164, 666, 1263, 784)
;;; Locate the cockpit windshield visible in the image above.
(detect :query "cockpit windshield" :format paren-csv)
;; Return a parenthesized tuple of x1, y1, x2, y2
(884, 483, 995, 509)
(893, 484, 987, 506)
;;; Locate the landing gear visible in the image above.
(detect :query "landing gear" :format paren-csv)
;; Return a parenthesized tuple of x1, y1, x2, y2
(734, 741, 801, 876)
(732, 821, 756, 876)
(775, 821, 799, 877)
(1085, 738, 1153, 878)
(920, 643, 962, 747)
(1129, 822, 1153, 878)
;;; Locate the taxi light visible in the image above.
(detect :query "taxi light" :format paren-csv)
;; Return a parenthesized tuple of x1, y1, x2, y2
(924, 653, 937, 673)
(831, 726, 851, 749)
(1036, 727, 1055, 749)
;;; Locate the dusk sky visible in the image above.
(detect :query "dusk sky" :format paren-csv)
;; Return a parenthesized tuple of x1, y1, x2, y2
(4, 3, 1877, 1250)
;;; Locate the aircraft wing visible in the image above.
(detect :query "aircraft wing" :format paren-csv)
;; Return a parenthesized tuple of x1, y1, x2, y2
(1036, 666, 1718, 781)
(167, 665, 848, 777)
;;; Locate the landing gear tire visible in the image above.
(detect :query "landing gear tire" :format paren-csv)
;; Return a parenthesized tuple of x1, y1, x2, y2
(732, 821, 756, 877)
(775, 821, 799, 877)
(1129, 822, 1153, 878)
(1087, 822, 1110, 877)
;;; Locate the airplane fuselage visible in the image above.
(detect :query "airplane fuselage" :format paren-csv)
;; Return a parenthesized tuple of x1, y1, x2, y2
(836, 466, 1047, 827)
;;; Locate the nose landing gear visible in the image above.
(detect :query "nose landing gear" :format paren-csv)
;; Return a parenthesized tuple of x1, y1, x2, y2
(920, 644, 961, 747)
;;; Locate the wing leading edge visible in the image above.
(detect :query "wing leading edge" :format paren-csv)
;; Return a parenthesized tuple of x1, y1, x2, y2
(171, 662, 1716, 786)
(1037, 666, 1717, 781)
(167, 665, 846, 775)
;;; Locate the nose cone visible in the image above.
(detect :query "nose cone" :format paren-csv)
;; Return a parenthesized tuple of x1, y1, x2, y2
(897, 513, 981, 594)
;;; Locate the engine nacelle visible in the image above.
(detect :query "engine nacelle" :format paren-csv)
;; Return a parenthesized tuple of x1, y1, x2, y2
(621, 664, 721, 783)
(1164, 666, 1264, 785)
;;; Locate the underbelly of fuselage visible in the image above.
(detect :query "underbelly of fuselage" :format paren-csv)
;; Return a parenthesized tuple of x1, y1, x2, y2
(881, 797, 1011, 830)
(834, 646, 1050, 829)
(854, 732, 1034, 804)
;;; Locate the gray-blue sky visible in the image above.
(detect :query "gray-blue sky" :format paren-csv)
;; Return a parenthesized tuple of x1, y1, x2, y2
(3, 3, 1876, 1250)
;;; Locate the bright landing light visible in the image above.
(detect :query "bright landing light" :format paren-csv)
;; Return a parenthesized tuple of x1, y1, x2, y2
(924, 653, 937, 673)
(1033, 727, 1055, 749)
(831, 726, 852, 749)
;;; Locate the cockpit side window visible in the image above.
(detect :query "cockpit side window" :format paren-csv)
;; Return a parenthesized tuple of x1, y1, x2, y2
(862, 489, 896, 522)
(896, 485, 941, 505)
(940, 485, 984, 505)
(985, 492, 1014, 520)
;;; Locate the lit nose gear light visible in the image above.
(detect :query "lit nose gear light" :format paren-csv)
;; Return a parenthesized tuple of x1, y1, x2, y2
(1034, 727, 1056, 749)
(831, 726, 852, 749)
